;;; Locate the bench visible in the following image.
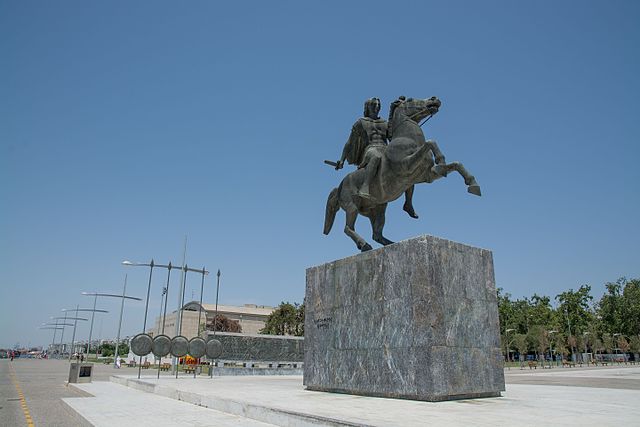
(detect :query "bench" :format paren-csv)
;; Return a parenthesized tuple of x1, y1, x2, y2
(141, 361, 151, 369)
(527, 361, 538, 369)
(127, 361, 136, 367)
(159, 363, 171, 371)
(183, 365, 196, 374)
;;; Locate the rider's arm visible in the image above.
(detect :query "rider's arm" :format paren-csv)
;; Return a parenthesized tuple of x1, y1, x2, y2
(336, 123, 361, 169)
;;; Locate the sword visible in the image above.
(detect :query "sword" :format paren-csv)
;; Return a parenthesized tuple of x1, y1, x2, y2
(324, 160, 339, 167)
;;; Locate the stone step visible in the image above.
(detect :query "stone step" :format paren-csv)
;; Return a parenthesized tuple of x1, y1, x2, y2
(63, 381, 276, 427)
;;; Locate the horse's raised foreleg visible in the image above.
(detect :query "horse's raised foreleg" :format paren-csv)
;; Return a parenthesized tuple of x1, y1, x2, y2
(344, 208, 373, 252)
(370, 204, 394, 246)
(441, 161, 482, 196)
(424, 139, 446, 164)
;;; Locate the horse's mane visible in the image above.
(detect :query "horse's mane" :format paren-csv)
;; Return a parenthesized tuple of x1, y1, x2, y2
(387, 96, 406, 140)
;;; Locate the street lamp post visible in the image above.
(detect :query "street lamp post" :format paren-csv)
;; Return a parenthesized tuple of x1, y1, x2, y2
(214, 270, 221, 337)
(505, 329, 515, 367)
(60, 311, 68, 353)
(87, 293, 98, 358)
(123, 260, 201, 377)
(59, 308, 88, 361)
(548, 330, 558, 368)
(209, 269, 221, 377)
(161, 263, 175, 336)
(564, 307, 576, 362)
(82, 284, 141, 367)
(583, 332, 590, 365)
(62, 307, 109, 359)
(123, 260, 164, 375)
(50, 315, 75, 356)
(173, 265, 209, 379)
(613, 333, 626, 362)
(39, 326, 64, 356)
(42, 320, 73, 356)
(123, 259, 211, 377)
(51, 318, 59, 353)
(113, 274, 142, 368)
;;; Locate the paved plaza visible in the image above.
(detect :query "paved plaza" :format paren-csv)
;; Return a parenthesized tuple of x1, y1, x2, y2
(2, 358, 639, 426)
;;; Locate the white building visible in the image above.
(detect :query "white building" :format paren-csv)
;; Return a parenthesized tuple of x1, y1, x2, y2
(149, 302, 275, 338)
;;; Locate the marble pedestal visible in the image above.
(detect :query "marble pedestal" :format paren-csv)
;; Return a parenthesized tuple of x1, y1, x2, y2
(304, 235, 505, 401)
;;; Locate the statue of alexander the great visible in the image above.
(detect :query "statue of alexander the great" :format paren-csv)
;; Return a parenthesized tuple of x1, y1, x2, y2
(324, 96, 481, 252)
(334, 97, 420, 219)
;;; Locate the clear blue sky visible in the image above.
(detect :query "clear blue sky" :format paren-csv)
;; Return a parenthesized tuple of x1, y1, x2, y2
(1, 1, 638, 349)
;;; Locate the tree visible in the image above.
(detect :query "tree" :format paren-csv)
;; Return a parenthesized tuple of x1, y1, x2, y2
(594, 338, 604, 360)
(529, 294, 555, 330)
(513, 334, 528, 366)
(617, 335, 630, 355)
(295, 303, 305, 336)
(260, 301, 304, 336)
(597, 279, 625, 334)
(527, 325, 549, 364)
(116, 343, 129, 357)
(497, 288, 515, 336)
(206, 314, 242, 333)
(555, 334, 569, 362)
(621, 278, 640, 336)
(555, 285, 594, 337)
(98, 343, 129, 357)
(602, 333, 614, 355)
(99, 343, 114, 357)
(510, 298, 533, 335)
(629, 336, 640, 356)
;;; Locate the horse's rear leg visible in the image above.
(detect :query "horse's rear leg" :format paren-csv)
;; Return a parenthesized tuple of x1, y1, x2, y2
(442, 161, 481, 196)
(370, 204, 394, 246)
(344, 209, 372, 252)
(403, 185, 419, 219)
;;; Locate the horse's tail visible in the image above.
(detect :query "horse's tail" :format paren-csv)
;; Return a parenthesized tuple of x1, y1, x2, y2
(323, 186, 341, 235)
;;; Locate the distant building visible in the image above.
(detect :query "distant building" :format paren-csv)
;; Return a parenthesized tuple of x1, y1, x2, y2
(149, 302, 275, 339)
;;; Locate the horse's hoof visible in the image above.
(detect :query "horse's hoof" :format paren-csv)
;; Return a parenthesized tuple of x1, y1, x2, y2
(468, 185, 482, 196)
(361, 244, 373, 252)
(403, 204, 419, 219)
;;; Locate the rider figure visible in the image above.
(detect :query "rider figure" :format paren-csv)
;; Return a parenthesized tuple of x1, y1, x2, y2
(335, 97, 419, 218)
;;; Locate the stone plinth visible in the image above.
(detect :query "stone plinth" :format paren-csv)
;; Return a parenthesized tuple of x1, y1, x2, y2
(304, 235, 505, 401)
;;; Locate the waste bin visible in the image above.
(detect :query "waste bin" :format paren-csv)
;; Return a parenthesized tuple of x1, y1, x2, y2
(68, 363, 93, 383)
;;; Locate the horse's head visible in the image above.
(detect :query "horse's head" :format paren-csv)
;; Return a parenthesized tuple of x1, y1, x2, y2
(391, 96, 441, 123)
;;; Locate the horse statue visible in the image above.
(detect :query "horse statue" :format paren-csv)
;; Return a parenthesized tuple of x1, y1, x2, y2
(323, 96, 481, 252)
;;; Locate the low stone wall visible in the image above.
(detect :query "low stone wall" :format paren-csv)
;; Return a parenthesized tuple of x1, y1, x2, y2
(204, 331, 304, 363)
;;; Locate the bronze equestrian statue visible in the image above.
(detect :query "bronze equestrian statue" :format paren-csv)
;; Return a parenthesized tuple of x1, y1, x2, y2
(324, 96, 480, 252)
